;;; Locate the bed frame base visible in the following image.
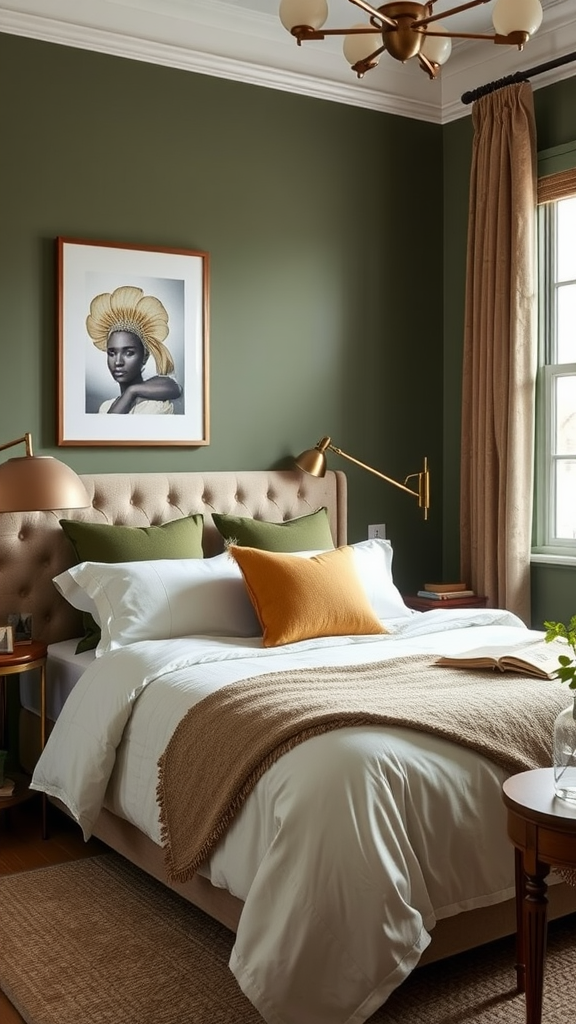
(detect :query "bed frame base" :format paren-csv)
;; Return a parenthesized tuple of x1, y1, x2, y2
(51, 798, 576, 966)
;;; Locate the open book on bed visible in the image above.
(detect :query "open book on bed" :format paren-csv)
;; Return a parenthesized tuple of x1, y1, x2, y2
(435, 637, 571, 680)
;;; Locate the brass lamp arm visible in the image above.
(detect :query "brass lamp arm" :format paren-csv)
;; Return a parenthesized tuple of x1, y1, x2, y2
(0, 432, 34, 457)
(325, 443, 420, 501)
(295, 436, 430, 519)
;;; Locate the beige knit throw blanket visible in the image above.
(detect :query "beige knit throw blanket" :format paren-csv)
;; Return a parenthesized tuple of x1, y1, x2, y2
(156, 653, 571, 882)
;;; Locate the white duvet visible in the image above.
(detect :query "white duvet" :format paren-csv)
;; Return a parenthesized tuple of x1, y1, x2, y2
(32, 608, 547, 1024)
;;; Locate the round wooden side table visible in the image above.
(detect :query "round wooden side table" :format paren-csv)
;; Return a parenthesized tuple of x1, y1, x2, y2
(502, 767, 576, 1024)
(0, 641, 48, 837)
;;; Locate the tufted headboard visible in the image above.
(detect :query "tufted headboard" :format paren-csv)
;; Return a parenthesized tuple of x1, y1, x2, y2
(0, 469, 347, 646)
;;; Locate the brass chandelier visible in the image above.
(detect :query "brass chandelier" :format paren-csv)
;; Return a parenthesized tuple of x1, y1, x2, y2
(279, 0, 543, 80)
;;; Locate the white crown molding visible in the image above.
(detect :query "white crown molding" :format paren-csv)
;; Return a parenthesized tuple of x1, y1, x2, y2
(0, 0, 574, 124)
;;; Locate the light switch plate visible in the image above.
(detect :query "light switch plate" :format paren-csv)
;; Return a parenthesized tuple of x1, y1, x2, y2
(368, 524, 386, 540)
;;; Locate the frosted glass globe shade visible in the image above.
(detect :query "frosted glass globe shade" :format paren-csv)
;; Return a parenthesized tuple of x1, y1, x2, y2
(279, 0, 328, 31)
(420, 27, 452, 66)
(343, 25, 381, 67)
(492, 0, 543, 36)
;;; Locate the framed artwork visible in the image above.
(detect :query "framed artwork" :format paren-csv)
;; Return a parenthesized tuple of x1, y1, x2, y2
(57, 237, 210, 446)
(0, 626, 14, 654)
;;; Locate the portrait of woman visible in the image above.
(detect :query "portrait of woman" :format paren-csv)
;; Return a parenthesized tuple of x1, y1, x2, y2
(86, 285, 182, 414)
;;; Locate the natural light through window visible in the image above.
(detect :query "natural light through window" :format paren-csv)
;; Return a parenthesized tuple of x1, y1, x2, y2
(535, 185, 576, 557)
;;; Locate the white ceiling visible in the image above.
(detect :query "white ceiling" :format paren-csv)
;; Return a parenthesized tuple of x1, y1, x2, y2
(0, 0, 575, 123)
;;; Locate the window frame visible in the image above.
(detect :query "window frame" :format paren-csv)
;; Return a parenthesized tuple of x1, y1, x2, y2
(533, 154, 576, 561)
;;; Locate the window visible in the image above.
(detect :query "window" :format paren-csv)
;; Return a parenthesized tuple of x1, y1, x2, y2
(534, 164, 576, 558)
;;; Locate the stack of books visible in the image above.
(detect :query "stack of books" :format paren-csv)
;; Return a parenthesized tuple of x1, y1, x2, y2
(415, 583, 484, 608)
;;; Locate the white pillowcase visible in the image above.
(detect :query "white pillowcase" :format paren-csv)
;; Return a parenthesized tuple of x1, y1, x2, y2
(52, 537, 410, 657)
(348, 538, 411, 620)
(285, 538, 409, 620)
(53, 553, 261, 656)
(54, 573, 102, 625)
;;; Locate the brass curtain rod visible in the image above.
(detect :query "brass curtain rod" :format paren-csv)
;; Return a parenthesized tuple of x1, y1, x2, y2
(461, 49, 576, 105)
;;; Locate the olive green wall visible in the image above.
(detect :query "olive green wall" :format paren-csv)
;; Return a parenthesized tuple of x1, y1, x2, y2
(442, 74, 576, 627)
(5, 31, 574, 608)
(0, 31, 443, 594)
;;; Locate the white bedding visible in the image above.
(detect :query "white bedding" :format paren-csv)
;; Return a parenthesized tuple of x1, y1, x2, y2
(20, 640, 95, 721)
(31, 608, 551, 1024)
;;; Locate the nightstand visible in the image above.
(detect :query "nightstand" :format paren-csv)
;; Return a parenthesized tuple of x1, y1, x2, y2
(502, 768, 576, 1024)
(403, 595, 488, 612)
(0, 641, 48, 838)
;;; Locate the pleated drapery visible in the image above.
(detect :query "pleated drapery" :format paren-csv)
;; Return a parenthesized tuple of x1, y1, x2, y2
(460, 83, 537, 624)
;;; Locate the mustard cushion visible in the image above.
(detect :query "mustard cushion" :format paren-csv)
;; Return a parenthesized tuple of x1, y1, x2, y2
(229, 544, 387, 647)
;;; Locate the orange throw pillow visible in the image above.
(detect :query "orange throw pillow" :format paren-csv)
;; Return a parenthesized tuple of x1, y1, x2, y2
(229, 544, 387, 647)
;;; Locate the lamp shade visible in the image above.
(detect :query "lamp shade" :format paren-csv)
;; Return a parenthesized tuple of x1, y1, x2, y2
(343, 25, 381, 68)
(294, 445, 328, 477)
(420, 26, 452, 66)
(492, 0, 543, 36)
(0, 455, 90, 512)
(279, 0, 328, 31)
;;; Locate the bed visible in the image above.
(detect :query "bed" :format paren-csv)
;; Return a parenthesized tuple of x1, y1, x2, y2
(2, 468, 575, 1024)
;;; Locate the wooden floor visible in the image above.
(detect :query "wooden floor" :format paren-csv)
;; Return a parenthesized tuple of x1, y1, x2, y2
(0, 795, 106, 1024)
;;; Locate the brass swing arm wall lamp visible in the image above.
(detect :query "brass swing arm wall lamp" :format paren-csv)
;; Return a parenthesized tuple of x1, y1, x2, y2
(295, 435, 430, 519)
(279, 0, 543, 80)
(0, 432, 90, 513)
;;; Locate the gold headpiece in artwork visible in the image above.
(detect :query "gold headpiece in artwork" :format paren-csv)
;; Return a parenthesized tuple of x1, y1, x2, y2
(86, 285, 174, 375)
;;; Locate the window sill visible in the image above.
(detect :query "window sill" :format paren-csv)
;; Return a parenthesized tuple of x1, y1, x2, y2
(531, 553, 576, 567)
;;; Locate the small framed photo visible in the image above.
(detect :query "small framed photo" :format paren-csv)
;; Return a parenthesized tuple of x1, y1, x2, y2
(7, 613, 33, 644)
(0, 626, 14, 654)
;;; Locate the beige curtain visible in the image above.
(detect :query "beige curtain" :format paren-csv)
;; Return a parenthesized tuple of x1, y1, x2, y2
(460, 83, 537, 624)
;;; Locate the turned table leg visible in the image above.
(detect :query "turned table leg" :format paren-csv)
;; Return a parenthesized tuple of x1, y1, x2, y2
(514, 847, 526, 992)
(522, 859, 549, 1024)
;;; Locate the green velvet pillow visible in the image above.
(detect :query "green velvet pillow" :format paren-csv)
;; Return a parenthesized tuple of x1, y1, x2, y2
(212, 507, 334, 553)
(59, 515, 204, 652)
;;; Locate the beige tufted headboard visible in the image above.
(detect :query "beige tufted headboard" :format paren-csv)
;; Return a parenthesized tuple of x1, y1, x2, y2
(0, 469, 347, 646)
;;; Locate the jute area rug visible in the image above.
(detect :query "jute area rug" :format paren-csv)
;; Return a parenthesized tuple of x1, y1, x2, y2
(0, 854, 574, 1024)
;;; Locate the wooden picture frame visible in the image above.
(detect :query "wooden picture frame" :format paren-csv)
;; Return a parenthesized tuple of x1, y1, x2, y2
(57, 237, 210, 446)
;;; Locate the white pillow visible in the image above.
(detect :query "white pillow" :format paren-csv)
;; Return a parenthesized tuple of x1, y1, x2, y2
(54, 572, 101, 625)
(349, 538, 411, 620)
(290, 538, 410, 621)
(52, 553, 261, 656)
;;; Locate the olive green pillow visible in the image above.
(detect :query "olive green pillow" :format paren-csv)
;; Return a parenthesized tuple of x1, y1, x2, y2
(212, 507, 334, 553)
(59, 515, 204, 652)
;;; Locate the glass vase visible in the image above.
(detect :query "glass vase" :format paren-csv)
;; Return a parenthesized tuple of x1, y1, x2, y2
(553, 694, 576, 800)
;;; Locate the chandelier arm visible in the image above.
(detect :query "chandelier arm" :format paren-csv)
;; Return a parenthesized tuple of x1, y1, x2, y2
(291, 26, 381, 40)
(414, 0, 490, 28)
(347, 0, 397, 29)
(418, 52, 440, 79)
(417, 29, 530, 44)
(352, 43, 387, 76)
